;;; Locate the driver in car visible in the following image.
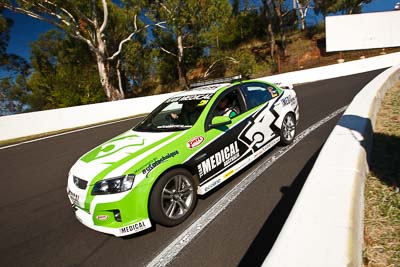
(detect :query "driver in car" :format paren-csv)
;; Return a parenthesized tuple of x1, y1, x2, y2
(215, 95, 239, 119)
(170, 101, 202, 125)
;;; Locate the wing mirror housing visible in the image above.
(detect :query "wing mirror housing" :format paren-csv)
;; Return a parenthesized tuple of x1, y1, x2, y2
(209, 116, 232, 128)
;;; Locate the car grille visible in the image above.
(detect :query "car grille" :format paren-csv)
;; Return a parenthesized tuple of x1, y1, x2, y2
(73, 176, 88, 190)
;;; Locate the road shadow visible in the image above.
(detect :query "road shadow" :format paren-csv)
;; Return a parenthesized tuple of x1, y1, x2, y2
(370, 132, 400, 188)
(337, 114, 373, 158)
(238, 146, 322, 267)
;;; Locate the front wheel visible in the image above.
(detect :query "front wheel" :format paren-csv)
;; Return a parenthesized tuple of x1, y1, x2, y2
(280, 113, 296, 145)
(149, 168, 197, 226)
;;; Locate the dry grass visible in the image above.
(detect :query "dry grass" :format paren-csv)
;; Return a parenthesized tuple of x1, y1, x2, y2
(363, 83, 400, 267)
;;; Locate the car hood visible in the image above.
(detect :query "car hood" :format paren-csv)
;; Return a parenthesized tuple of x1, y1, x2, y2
(70, 130, 181, 185)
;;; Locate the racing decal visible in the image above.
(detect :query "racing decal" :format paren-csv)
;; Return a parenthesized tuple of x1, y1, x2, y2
(204, 178, 222, 193)
(81, 134, 144, 163)
(197, 141, 240, 178)
(187, 136, 205, 149)
(188, 94, 284, 185)
(197, 100, 209, 106)
(165, 93, 214, 103)
(268, 87, 279, 98)
(281, 95, 296, 107)
(224, 169, 235, 179)
(142, 150, 179, 176)
(119, 220, 149, 234)
(237, 100, 279, 155)
(96, 215, 109, 221)
(157, 125, 191, 129)
(67, 189, 80, 206)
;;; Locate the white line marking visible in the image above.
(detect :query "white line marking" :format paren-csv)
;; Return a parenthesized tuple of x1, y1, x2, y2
(0, 116, 145, 150)
(146, 106, 348, 267)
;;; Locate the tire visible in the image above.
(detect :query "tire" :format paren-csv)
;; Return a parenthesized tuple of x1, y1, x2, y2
(280, 113, 296, 145)
(149, 168, 197, 227)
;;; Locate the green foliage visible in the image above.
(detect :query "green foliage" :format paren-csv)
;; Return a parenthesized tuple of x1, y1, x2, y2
(231, 49, 257, 78)
(0, 75, 29, 114)
(26, 30, 105, 110)
(1, 0, 382, 115)
(151, 0, 232, 86)
(211, 9, 265, 50)
(314, 0, 372, 15)
(0, 11, 30, 115)
(0, 11, 29, 74)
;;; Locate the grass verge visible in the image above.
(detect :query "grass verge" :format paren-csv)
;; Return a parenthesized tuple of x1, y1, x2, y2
(363, 82, 400, 267)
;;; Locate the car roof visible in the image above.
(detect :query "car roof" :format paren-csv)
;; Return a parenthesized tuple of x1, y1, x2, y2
(172, 83, 231, 97)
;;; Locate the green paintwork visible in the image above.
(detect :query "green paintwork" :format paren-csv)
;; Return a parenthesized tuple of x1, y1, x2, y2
(72, 79, 287, 231)
(210, 116, 232, 128)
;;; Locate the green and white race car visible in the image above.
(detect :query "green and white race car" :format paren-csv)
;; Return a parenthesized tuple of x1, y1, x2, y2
(67, 77, 299, 236)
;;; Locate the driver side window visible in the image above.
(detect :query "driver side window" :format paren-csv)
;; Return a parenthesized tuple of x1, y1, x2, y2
(211, 89, 242, 119)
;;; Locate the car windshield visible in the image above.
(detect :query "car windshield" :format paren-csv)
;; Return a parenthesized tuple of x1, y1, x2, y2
(134, 93, 214, 132)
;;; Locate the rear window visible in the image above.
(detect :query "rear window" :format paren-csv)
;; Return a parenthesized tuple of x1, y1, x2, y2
(242, 83, 279, 109)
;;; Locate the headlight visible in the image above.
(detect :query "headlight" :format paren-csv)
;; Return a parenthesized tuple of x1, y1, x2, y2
(91, 174, 135, 195)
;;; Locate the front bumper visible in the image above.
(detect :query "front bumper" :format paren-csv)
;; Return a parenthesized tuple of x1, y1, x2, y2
(67, 184, 153, 237)
(72, 205, 152, 237)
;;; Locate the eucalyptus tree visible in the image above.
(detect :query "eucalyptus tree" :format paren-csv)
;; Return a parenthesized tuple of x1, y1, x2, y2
(293, 0, 311, 30)
(0, 0, 165, 100)
(0, 11, 29, 75)
(260, 0, 276, 58)
(0, 11, 30, 115)
(151, 0, 231, 88)
(26, 30, 107, 110)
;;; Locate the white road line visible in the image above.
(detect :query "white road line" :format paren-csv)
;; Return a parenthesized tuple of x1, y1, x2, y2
(146, 106, 348, 267)
(0, 116, 145, 150)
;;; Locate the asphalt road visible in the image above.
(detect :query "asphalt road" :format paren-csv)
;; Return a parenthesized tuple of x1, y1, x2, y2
(0, 69, 384, 267)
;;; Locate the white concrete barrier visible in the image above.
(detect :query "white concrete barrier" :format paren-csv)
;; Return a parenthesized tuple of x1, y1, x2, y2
(0, 92, 176, 142)
(1, 52, 400, 143)
(262, 64, 400, 267)
(259, 51, 400, 85)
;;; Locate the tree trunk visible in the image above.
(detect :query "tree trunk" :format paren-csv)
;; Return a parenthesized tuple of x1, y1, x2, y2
(176, 35, 188, 88)
(267, 19, 275, 59)
(275, 1, 286, 57)
(116, 59, 125, 98)
(296, 1, 308, 31)
(301, 16, 306, 31)
(95, 54, 124, 101)
(95, 29, 124, 101)
(263, 1, 275, 59)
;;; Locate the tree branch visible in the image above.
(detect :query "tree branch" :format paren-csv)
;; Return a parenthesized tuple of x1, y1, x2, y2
(160, 47, 178, 58)
(1, 3, 64, 29)
(63, 0, 95, 26)
(43, 0, 77, 25)
(90, 0, 98, 28)
(59, 6, 77, 25)
(99, 0, 108, 34)
(37, 2, 71, 26)
(68, 31, 98, 53)
(159, 2, 173, 16)
(133, 14, 138, 31)
(107, 21, 167, 61)
(116, 59, 124, 98)
(204, 57, 239, 78)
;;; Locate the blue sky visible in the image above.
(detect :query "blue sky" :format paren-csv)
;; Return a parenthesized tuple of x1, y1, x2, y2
(3, 0, 400, 61)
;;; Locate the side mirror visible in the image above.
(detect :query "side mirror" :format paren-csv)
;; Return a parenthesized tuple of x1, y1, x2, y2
(209, 116, 232, 128)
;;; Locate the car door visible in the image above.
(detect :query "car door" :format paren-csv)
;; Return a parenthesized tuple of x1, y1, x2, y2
(187, 86, 251, 185)
(236, 82, 283, 155)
